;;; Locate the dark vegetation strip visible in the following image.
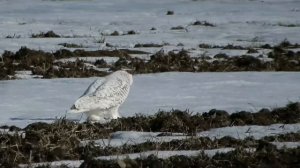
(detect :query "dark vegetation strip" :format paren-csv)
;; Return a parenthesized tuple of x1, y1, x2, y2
(1, 40, 300, 80)
(0, 103, 299, 166)
(1, 126, 299, 166)
(1, 102, 300, 134)
(120, 40, 300, 73)
(80, 133, 300, 157)
(17, 144, 300, 168)
(0, 47, 147, 79)
(78, 146, 300, 168)
(0, 119, 110, 166)
(107, 102, 300, 133)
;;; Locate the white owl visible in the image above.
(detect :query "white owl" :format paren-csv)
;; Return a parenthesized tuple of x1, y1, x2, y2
(68, 70, 133, 123)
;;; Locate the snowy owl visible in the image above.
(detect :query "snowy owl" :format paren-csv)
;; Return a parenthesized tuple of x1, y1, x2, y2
(68, 70, 133, 123)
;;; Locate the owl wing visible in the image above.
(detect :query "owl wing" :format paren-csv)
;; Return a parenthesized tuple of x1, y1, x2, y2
(80, 78, 105, 97)
(68, 75, 130, 113)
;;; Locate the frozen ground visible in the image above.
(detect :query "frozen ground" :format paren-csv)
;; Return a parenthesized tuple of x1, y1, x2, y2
(0, 72, 300, 127)
(81, 123, 300, 147)
(18, 148, 237, 168)
(18, 143, 300, 167)
(1, 1, 299, 166)
(0, 0, 300, 56)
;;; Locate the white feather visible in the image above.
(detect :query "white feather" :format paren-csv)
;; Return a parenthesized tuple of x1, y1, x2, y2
(68, 70, 133, 123)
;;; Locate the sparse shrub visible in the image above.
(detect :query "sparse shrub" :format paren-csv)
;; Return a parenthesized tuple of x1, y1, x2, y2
(127, 30, 136, 35)
(31, 31, 60, 38)
(177, 43, 184, 46)
(5, 34, 21, 38)
(94, 59, 108, 68)
(232, 55, 263, 70)
(192, 20, 215, 27)
(110, 31, 120, 36)
(171, 26, 185, 30)
(166, 11, 174, 15)
(134, 43, 163, 48)
(260, 44, 272, 49)
(247, 48, 259, 53)
(222, 44, 246, 50)
(199, 43, 213, 48)
(58, 43, 83, 48)
(214, 53, 229, 59)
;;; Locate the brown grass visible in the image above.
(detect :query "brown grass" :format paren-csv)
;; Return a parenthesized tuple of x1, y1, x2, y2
(0, 102, 299, 166)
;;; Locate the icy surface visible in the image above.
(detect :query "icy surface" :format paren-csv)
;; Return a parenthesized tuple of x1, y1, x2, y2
(0, 0, 300, 54)
(81, 123, 300, 147)
(81, 131, 189, 147)
(14, 71, 43, 79)
(271, 142, 300, 149)
(1, 72, 300, 127)
(198, 123, 300, 140)
(18, 142, 299, 168)
(19, 148, 235, 168)
(95, 148, 236, 160)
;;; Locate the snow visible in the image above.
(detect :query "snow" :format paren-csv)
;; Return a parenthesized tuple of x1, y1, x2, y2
(271, 142, 300, 149)
(0, 0, 300, 55)
(1, 72, 300, 127)
(1, 0, 300, 166)
(19, 144, 299, 168)
(80, 123, 300, 148)
(197, 123, 300, 140)
(18, 148, 236, 168)
(95, 148, 236, 160)
(14, 70, 43, 79)
(55, 57, 119, 64)
(81, 131, 189, 147)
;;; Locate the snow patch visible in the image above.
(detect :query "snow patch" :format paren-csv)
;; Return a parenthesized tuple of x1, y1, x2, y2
(14, 71, 43, 79)
(198, 124, 300, 140)
(1, 72, 300, 127)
